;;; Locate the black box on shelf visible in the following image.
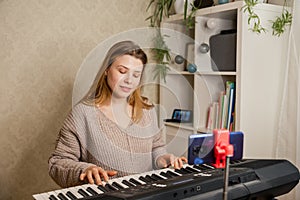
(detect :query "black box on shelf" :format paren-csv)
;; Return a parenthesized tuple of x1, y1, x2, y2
(209, 29, 237, 71)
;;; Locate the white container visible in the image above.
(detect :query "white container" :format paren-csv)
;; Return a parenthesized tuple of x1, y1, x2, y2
(174, 0, 193, 14)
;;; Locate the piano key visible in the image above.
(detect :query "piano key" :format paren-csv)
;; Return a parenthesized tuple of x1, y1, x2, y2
(139, 176, 151, 183)
(160, 171, 172, 178)
(47, 191, 61, 200)
(112, 181, 126, 190)
(166, 170, 181, 177)
(47, 188, 77, 200)
(150, 173, 166, 180)
(33, 193, 49, 200)
(77, 189, 90, 197)
(121, 179, 135, 187)
(145, 175, 157, 181)
(186, 166, 201, 173)
(193, 164, 208, 171)
(97, 185, 109, 193)
(33, 164, 197, 200)
(57, 193, 69, 200)
(175, 168, 189, 174)
(49, 194, 59, 200)
(65, 191, 77, 200)
(105, 183, 118, 191)
(86, 187, 98, 196)
(203, 164, 215, 169)
(88, 184, 104, 194)
(179, 167, 194, 174)
(129, 178, 145, 186)
(65, 186, 84, 199)
(107, 177, 129, 189)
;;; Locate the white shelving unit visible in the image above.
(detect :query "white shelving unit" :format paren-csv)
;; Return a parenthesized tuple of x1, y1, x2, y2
(159, 2, 289, 159)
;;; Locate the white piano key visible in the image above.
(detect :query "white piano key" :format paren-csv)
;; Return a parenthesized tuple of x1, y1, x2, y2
(74, 185, 93, 197)
(46, 191, 60, 199)
(89, 184, 104, 194)
(66, 186, 85, 199)
(32, 193, 48, 200)
(80, 184, 102, 195)
(107, 177, 129, 189)
(59, 188, 76, 200)
(33, 164, 203, 200)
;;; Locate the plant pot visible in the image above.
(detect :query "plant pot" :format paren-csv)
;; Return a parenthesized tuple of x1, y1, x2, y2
(174, 0, 193, 14)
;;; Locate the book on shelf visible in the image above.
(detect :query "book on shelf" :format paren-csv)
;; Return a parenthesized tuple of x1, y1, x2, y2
(206, 81, 235, 131)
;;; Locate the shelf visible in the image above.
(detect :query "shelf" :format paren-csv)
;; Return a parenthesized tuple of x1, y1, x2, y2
(160, 1, 288, 158)
(195, 1, 242, 17)
(163, 1, 243, 23)
(196, 71, 236, 76)
(167, 70, 236, 76)
(164, 122, 195, 131)
(167, 70, 194, 75)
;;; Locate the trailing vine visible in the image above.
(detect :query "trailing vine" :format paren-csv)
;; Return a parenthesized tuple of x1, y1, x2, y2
(242, 0, 292, 36)
(242, 0, 267, 33)
(270, 2, 292, 37)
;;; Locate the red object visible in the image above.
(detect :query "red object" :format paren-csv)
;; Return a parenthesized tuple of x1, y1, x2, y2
(212, 129, 234, 168)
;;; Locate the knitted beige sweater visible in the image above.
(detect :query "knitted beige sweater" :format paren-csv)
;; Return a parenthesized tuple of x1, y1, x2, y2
(48, 103, 167, 188)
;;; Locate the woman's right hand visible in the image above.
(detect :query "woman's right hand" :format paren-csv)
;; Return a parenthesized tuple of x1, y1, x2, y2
(80, 166, 117, 185)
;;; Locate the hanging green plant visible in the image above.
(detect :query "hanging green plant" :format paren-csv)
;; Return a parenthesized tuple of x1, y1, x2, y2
(146, 0, 174, 27)
(242, 0, 292, 36)
(146, 0, 198, 82)
(152, 30, 171, 83)
(242, 0, 267, 33)
(270, 7, 292, 36)
(184, 3, 198, 30)
(146, 0, 174, 82)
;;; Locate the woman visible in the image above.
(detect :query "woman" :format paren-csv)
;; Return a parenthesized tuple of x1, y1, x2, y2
(49, 41, 187, 188)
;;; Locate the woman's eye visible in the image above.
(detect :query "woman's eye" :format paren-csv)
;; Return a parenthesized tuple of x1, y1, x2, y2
(133, 73, 141, 78)
(119, 69, 127, 74)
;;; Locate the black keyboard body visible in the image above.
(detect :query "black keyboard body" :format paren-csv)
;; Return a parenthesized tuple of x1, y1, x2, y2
(81, 159, 300, 200)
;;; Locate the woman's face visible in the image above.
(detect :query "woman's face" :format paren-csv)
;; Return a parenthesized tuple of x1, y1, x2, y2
(106, 54, 144, 99)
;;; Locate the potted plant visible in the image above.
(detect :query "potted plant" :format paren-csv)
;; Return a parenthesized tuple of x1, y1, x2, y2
(146, 0, 197, 81)
(242, 0, 292, 36)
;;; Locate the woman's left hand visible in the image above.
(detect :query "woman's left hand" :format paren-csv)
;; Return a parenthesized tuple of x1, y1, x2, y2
(157, 154, 188, 169)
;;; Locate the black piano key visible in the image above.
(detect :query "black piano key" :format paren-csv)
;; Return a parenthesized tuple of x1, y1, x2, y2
(166, 170, 180, 177)
(139, 176, 150, 183)
(193, 165, 207, 171)
(122, 180, 135, 187)
(97, 185, 108, 193)
(160, 172, 172, 178)
(129, 178, 143, 185)
(185, 166, 200, 173)
(49, 195, 59, 200)
(112, 182, 125, 190)
(66, 191, 78, 200)
(182, 167, 195, 173)
(57, 193, 69, 200)
(78, 189, 90, 197)
(105, 183, 118, 191)
(86, 187, 98, 195)
(145, 175, 156, 181)
(151, 174, 165, 180)
(175, 168, 191, 174)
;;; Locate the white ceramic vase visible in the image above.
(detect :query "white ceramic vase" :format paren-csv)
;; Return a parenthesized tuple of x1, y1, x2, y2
(174, 0, 193, 14)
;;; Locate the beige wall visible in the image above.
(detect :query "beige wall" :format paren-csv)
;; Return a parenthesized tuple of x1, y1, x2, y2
(0, 1, 152, 199)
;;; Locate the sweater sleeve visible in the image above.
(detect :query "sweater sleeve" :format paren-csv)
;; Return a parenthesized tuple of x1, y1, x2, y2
(48, 107, 95, 188)
(149, 108, 168, 169)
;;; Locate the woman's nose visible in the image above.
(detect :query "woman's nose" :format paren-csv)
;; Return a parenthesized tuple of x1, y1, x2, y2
(124, 73, 133, 84)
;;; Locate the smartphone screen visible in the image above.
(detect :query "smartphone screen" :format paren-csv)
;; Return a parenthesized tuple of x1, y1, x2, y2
(188, 131, 244, 165)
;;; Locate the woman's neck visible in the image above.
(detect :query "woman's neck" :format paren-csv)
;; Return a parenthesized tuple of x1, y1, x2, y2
(99, 97, 132, 128)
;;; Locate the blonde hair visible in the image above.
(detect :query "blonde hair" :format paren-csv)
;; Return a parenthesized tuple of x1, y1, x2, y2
(83, 41, 153, 122)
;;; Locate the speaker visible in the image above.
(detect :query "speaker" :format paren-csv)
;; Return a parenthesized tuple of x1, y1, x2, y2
(209, 29, 237, 71)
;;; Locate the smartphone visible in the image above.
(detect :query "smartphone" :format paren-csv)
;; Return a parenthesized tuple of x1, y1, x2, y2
(188, 131, 244, 165)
